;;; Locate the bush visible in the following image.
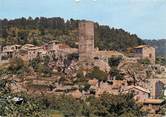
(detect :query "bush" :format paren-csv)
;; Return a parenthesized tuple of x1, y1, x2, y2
(109, 67, 124, 80)
(138, 58, 151, 65)
(156, 57, 166, 66)
(88, 67, 108, 81)
(8, 58, 29, 75)
(0, 91, 143, 117)
(108, 56, 123, 67)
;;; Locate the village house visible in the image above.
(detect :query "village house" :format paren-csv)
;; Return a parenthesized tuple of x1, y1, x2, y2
(47, 40, 60, 50)
(142, 98, 165, 114)
(0, 44, 21, 61)
(122, 85, 150, 101)
(47, 42, 78, 58)
(93, 80, 125, 97)
(17, 44, 46, 61)
(27, 46, 44, 60)
(132, 45, 156, 64)
(147, 79, 166, 98)
(21, 44, 35, 50)
(3, 44, 21, 52)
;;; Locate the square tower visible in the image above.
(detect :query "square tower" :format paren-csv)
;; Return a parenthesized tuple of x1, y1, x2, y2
(79, 21, 94, 66)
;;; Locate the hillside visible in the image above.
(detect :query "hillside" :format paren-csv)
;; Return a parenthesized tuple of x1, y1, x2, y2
(145, 39, 166, 57)
(0, 17, 144, 51)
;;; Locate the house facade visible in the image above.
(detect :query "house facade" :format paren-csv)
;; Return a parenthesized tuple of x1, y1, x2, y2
(133, 45, 155, 64)
(122, 85, 150, 101)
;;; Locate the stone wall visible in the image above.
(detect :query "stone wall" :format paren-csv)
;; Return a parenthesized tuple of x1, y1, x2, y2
(79, 21, 95, 66)
(142, 46, 156, 64)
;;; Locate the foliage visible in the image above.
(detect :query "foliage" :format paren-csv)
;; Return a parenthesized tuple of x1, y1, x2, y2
(0, 17, 144, 51)
(156, 57, 166, 66)
(29, 57, 53, 77)
(76, 71, 84, 79)
(79, 82, 91, 92)
(94, 25, 144, 51)
(138, 58, 151, 65)
(88, 92, 143, 117)
(0, 79, 9, 95)
(88, 67, 108, 81)
(7, 58, 29, 75)
(0, 93, 48, 117)
(17, 31, 29, 44)
(67, 53, 79, 61)
(108, 56, 123, 67)
(0, 83, 143, 117)
(109, 67, 124, 80)
(33, 63, 53, 77)
(50, 95, 82, 116)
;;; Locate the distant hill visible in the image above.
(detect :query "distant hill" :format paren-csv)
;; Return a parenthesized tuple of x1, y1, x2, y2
(0, 17, 144, 51)
(144, 39, 166, 57)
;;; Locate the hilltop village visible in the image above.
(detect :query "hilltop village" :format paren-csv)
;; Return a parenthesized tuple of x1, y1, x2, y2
(0, 21, 166, 116)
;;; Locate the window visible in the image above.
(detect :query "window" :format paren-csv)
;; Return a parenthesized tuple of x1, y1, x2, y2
(149, 54, 152, 58)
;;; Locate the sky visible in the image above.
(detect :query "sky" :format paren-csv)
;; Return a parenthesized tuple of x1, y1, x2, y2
(0, 0, 166, 39)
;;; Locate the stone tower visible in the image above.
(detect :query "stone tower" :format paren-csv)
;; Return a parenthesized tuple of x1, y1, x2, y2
(79, 21, 94, 66)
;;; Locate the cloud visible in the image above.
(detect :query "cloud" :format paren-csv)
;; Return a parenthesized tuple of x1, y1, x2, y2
(75, 0, 80, 2)
(75, 0, 97, 3)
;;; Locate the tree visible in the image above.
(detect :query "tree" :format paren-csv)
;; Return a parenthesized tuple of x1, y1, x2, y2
(108, 56, 122, 67)
(79, 82, 91, 92)
(8, 58, 28, 75)
(109, 67, 124, 80)
(17, 31, 29, 44)
(1, 17, 144, 51)
(156, 57, 166, 66)
(50, 95, 81, 116)
(0, 79, 9, 94)
(100, 93, 142, 116)
(88, 67, 108, 87)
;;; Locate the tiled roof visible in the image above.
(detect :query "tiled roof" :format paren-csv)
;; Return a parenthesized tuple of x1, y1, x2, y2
(23, 44, 35, 47)
(69, 90, 82, 99)
(28, 46, 42, 50)
(48, 40, 60, 45)
(58, 44, 70, 49)
(143, 98, 164, 104)
(134, 45, 152, 49)
(123, 85, 150, 93)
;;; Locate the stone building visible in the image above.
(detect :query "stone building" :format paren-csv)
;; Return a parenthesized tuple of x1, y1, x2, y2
(47, 40, 60, 51)
(142, 99, 165, 115)
(122, 85, 150, 101)
(27, 46, 44, 60)
(0, 45, 21, 61)
(78, 21, 127, 71)
(79, 21, 95, 67)
(147, 79, 166, 98)
(133, 45, 155, 64)
(47, 42, 78, 58)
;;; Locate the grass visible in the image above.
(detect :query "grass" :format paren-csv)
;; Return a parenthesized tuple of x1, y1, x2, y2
(47, 110, 64, 117)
